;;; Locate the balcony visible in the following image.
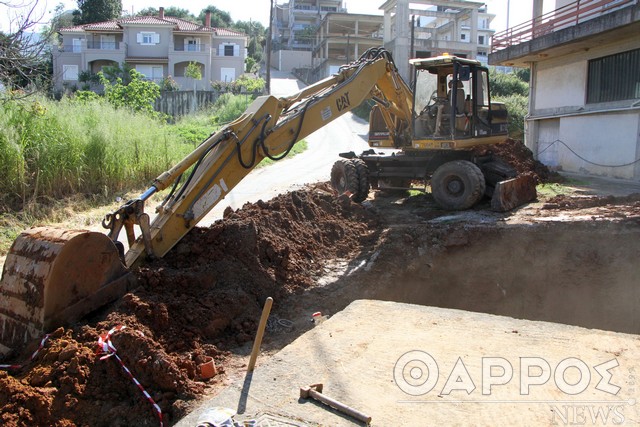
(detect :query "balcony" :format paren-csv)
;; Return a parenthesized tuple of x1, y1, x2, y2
(173, 44, 207, 52)
(492, 0, 637, 52)
(87, 41, 121, 50)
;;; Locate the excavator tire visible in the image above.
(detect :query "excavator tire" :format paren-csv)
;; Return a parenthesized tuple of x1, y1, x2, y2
(431, 160, 486, 210)
(351, 159, 370, 203)
(0, 227, 132, 355)
(331, 159, 360, 200)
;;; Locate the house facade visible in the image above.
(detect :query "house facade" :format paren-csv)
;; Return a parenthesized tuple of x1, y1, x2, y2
(490, 0, 640, 181)
(52, 8, 247, 92)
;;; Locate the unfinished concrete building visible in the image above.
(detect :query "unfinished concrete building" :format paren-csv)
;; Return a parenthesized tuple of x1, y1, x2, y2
(272, 0, 347, 72)
(310, 13, 384, 81)
(381, 0, 496, 81)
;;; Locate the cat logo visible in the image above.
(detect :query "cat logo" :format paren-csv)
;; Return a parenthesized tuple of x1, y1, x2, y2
(336, 92, 351, 112)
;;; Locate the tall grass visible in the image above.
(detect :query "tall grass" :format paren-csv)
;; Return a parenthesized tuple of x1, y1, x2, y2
(0, 97, 194, 211)
(0, 93, 311, 217)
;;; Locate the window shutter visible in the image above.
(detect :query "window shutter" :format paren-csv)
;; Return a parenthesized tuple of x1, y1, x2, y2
(233, 44, 239, 57)
(219, 44, 224, 56)
(153, 33, 160, 44)
(137, 33, 142, 43)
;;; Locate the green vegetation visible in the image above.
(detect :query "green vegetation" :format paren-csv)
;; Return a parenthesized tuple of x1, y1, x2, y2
(0, 91, 309, 247)
(490, 67, 530, 140)
(100, 69, 161, 116)
(0, 97, 193, 212)
(536, 183, 573, 199)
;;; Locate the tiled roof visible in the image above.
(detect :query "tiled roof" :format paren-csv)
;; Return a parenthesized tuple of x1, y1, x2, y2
(59, 15, 247, 36)
(214, 28, 246, 37)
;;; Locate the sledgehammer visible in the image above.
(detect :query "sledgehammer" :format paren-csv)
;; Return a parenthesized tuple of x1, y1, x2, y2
(299, 383, 371, 424)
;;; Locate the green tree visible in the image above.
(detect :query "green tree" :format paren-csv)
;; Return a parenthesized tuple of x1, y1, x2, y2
(99, 68, 160, 115)
(489, 68, 531, 140)
(51, 3, 75, 32)
(137, 6, 195, 21)
(197, 6, 232, 28)
(185, 62, 202, 111)
(489, 68, 529, 97)
(73, 0, 122, 25)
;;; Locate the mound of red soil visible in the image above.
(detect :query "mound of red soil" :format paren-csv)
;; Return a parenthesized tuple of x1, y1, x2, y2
(474, 138, 563, 183)
(0, 184, 377, 427)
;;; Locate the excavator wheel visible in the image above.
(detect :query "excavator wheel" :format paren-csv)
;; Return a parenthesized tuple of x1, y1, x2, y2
(431, 160, 486, 210)
(331, 159, 369, 203)
(0, 227, 132, 355)
(351, 159, 370, 203)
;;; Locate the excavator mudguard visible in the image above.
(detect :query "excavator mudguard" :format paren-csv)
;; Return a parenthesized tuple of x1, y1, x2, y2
(0, 227, 132, 355)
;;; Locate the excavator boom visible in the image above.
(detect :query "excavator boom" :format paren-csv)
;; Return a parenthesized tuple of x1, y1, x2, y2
(0, 48, 412, 354)
(0, 48, 536, 355)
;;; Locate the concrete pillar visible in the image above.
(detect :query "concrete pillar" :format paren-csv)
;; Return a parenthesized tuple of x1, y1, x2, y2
(395, 0, 411, 81)
(526, 61, 538, 156)
(383, 7, 392, 41)
(470, 8, 478, 57)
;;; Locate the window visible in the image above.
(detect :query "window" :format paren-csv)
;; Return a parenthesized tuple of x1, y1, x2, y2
(478, 35, 485, 45)
(135, 65, 163, 81)
(185, 38, 200, 52)
(137, 32, 159, 45)
(588, 48, 640, 103)
(461, 33, 466, 40)
(219, 43, 239, 57)
(62, 65, 79, 80)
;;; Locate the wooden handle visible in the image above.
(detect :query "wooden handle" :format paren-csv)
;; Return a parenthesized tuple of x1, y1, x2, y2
(309, 388, 372, 424)
(247, 297, 273, 372)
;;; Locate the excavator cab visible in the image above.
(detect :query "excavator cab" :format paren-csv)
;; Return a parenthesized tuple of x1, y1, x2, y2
(411, 55, 508, 147)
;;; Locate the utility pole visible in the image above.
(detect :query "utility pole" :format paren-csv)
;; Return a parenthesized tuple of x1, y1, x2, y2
(266, 0, 274, 94)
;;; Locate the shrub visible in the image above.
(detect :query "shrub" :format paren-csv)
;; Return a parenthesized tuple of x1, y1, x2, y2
(495, 94, 528, 140)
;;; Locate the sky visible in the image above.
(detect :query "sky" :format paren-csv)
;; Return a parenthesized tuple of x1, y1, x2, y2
(0, 0, 538, 34)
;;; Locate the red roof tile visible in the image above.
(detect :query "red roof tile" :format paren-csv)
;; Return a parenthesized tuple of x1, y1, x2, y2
(59, 15, 247, 36)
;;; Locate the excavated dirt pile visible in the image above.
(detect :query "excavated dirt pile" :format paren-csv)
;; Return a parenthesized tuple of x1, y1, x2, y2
(0, 184, 377, 427)
(474, 138, 563, 183)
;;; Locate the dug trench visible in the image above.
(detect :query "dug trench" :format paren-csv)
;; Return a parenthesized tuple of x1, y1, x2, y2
(1, 159, 640, 425)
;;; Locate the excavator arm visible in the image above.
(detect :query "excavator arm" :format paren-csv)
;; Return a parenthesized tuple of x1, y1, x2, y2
(0, 49, 413, 354)
(110, 48, 414, 267)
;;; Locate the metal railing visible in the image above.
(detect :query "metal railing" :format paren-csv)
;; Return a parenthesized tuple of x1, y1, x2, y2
(87, 41, 120, 50)
(492, 0, 637, 52)
(173, 44, 208, 52)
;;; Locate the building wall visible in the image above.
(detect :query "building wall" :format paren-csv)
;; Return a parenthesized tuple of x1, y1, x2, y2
(528, 37, 640, 180)
(535, 61, 586, 109)
(275, 49, 312, 71)
(124, 25, 172, 57)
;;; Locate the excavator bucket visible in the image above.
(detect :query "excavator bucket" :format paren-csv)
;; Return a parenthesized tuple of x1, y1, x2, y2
(490, 174, 538, 212)
(0, 227, 132, 355)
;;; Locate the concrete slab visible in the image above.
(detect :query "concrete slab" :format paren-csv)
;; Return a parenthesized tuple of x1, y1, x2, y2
(177, 300, 639, 427)
(559, 172, 640, 197)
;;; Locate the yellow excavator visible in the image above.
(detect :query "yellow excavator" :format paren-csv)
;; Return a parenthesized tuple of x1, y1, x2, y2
(0, 48, 535, 354)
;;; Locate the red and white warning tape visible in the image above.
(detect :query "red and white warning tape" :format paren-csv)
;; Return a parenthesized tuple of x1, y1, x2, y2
(0, 334, 50, 370)
(97, 325, 164, 427)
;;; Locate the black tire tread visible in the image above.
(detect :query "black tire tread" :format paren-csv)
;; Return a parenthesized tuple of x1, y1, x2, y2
(431, 160, 486, 210)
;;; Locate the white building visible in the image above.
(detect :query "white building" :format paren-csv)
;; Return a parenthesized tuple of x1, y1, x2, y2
(490, 0, 640, 181)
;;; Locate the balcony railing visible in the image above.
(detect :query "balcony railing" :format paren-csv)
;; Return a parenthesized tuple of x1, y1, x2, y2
(87, 41, 120, 50)
(174, 44, 207, 52)
(492, 0, 637, 52)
